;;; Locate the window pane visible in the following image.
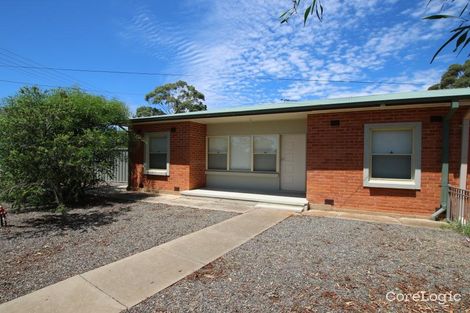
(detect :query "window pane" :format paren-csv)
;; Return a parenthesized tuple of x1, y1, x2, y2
(150, 136, 167, 153)
(208, 154, 227, 170)
(208, 137, 228, 154)
(230, 136, 251, 170)
(372, 130, 412, 155)
(149, 153, 167, 169)
(254, 154, 276, 172)
(254, 135, 277, 154)
(371, 155, 411, 179)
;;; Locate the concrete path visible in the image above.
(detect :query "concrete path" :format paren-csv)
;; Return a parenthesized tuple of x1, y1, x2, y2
(143, 194, 257, 214)
(0, 208, 291, 313)
(96, 188, 257, 214)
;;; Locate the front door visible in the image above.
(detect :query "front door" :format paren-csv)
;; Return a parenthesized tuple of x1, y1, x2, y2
(281, 134, 306, 192)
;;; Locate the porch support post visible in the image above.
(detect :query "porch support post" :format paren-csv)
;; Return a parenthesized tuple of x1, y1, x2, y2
(441, 101, 459, 220)
(459, 119, 469, 189)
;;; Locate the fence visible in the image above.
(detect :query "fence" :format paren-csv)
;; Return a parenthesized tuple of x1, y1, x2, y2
(448, 185, 470, 225)
(99, 148, 128, 184)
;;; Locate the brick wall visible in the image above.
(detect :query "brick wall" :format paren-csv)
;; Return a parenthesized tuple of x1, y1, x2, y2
(188, 122, 207, 189)
(129, 121, 206, 192)
(306, 107, 469, 216)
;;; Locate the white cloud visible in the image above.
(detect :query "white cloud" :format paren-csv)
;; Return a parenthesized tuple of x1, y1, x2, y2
(120, 0, 454, 109)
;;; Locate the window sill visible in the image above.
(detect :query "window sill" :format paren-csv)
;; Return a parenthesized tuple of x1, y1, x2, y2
(145, 169, 169, 176)
(205, 170, 279, 177)
(364, 178, 420, 190)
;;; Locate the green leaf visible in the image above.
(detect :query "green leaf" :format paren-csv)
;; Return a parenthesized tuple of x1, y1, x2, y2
(460, 3, 469, 17)
(458, 37, 470, 55)
(424, 14, 458, 20)
(280, 9, 292, 24)
(303, 5, 312, 25)
(315, 4, 323, 22)
(454, 30, 468, 51)
(431, 29, 465, 63)
(451, 25, 470, 32)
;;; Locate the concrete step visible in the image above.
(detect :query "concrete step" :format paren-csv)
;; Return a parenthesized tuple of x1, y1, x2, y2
(254, 202, 306, 213)
(181, 189, 308, 207)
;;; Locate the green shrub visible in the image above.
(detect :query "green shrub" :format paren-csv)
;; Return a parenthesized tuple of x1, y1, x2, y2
(447, 221, 470, 237)
(0, 87, 129, 210)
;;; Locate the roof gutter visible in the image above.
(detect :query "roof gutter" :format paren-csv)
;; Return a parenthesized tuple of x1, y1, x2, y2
(432, 101, 459, 221)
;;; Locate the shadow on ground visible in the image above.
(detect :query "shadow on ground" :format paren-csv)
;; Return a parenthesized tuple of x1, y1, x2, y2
(5, 207, 130, 239)
(1, 186, 158, 240)
(0, 191, 143, 240)
(2, 208, 128, 240)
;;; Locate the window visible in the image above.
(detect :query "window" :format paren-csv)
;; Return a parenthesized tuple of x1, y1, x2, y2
(206, 135, 279, 173)
(253, 135, 278, 172)
(208, 137, 228, 170)
(230, 136, 251, 170)
(363, 122, 421, 189)
(145, 132, 170, 175)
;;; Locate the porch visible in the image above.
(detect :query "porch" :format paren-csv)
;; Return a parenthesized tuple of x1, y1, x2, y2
(181, 188, 308, 212)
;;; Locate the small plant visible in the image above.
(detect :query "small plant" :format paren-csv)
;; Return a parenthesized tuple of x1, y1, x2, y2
(446, 221, 470, 237)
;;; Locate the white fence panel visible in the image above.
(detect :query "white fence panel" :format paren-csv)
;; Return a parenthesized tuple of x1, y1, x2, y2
(448, 185, 470, 225)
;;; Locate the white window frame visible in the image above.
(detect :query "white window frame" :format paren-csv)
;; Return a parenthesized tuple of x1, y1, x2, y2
(207, 136, 229, 171)
(144, 131, 170, 176)
(229, 135, 252, 171)
(363, 122, 421, 190)
(206, 134, 280, 173)
(252, 134, 279, 173)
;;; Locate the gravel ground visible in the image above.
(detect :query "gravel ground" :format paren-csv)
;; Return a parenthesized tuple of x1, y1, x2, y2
(0, 197, 236, 304)
(129, 216, 470, 313)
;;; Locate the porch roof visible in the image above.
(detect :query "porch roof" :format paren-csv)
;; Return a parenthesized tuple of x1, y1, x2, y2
(131, 88, 470, 123)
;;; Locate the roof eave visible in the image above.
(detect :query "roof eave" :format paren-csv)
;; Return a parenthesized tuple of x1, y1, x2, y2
(130, 93, 470, 124)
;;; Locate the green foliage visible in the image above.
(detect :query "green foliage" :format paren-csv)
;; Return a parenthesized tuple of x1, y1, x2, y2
(446, 221, 470, 237)
(281, 0, 470, 63)
(424, 1, 470, 62)
(0, 87, 129, 210)
(145, 80, 206, 114)
(280, 0, 323, 25)
(135, 106, 165, 117)
(428, 59, 470, 89)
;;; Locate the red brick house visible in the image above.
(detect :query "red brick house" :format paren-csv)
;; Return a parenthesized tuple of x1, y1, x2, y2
(129, 89, 470, 218)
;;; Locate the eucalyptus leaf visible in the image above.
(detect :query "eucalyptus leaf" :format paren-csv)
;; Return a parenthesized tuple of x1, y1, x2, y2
(303, 5, 312, 25)
(431, 29, 464, 62)
(423, 14, 458, 19)
(454, 31, 468, 51)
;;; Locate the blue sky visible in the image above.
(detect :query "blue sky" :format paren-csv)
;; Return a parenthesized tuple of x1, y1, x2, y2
(0, 0, 468, 114)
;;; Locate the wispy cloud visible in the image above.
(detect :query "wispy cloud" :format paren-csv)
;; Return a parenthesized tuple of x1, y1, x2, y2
(120, 0, 458, 109)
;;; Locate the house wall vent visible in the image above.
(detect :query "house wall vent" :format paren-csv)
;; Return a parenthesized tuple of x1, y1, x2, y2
(430, 116, 443, 123)
(330, 120, 340, 127)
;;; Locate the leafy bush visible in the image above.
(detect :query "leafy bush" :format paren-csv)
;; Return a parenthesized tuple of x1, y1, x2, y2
(0, 87, 129, 210)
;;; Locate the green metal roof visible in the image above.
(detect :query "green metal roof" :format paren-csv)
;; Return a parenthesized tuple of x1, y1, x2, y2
(131, 88, 470, 123)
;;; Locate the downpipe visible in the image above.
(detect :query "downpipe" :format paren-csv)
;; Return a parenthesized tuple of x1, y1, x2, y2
(432, 101, 459, 221)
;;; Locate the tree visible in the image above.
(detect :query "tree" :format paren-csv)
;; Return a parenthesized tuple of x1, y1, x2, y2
(428, 59, 470, 89)
(135, 106, 165, 117)
(0, 87, 129, 210)
(145, 80, 206, 114)
(281, 0, 470, 63)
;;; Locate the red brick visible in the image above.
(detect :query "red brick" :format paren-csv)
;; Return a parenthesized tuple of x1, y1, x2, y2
(129, 122, 206, 192)
(306, 107, 468, 216)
